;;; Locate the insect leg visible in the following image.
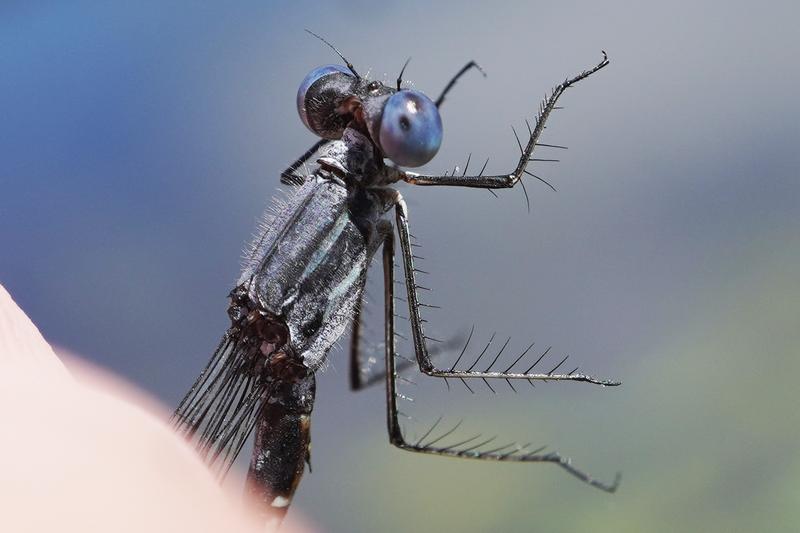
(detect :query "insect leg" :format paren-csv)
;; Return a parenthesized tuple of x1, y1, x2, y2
(393, 195, 619, 386)
(381, 221, 619, 492)
(280, 139, 329, 186)
(350, 221, 417, 391)
(245, 373, 316, 522)
(348, 292, 371, 390)
(350, 289, 459, 391)
(401, 53, 609, 189)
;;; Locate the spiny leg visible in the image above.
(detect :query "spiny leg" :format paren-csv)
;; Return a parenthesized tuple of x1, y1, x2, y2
(349, 248, 458, 392)
(350, 289, 415, 391)
(349, 291, 369, 390)
(349, 289, 406, 392)
(393, 195, 619, 386)
(280, 139, 329, 186)
(381, 222, 620, 492)
(401, 53, 609, 189)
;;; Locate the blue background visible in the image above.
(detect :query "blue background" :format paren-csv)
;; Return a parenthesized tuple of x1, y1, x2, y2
(2, 1, 799, 531)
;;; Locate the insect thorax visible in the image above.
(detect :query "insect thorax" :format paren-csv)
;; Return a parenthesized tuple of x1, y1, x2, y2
(315, 127, 381, 183)
(237, 163, 389, 371)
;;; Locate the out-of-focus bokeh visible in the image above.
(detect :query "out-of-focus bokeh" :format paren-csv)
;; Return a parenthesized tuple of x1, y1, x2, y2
(2, 1, 798, 532)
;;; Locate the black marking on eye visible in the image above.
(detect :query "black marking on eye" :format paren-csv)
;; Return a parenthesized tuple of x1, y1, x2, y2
(399, 115, 411, 131)
(368, 81, 381, 92)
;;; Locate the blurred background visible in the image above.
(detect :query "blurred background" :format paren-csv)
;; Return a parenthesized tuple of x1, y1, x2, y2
(2, 1, 798, 531)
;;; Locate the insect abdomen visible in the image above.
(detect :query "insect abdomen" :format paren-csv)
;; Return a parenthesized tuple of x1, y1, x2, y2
(246, 372, 315, 522)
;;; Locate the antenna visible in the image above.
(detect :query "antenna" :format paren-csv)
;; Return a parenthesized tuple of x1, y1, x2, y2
(304, 29, 360, 79)
(396, 57, 412, 90)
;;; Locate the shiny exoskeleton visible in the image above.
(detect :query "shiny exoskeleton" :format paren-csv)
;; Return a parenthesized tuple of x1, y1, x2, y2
(173, 38, 620, 525)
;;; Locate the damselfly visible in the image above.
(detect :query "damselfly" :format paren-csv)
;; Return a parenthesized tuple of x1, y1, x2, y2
(172, 32, 620, 524)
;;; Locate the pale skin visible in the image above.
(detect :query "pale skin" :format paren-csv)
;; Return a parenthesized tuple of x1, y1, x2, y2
(0, 283, 313, 533)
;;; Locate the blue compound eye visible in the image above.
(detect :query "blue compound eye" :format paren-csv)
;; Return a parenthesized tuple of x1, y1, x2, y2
(296, 65, 352, 133)
(378, 90, 442, 167)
